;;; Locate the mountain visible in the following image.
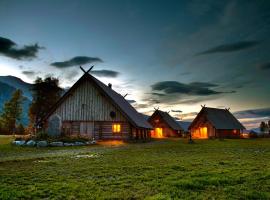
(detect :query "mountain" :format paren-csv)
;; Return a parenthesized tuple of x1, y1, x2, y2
(0, 76, 32, 126)
(0, 76, 33, 99)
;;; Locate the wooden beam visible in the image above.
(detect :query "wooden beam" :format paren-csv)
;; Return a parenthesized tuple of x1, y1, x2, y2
(80, 65, 94, 74)
(80, 66, 86, 73)
(87, 65, 94, 73)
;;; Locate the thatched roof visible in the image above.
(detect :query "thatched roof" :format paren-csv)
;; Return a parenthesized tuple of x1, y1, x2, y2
(150, 110, 183, 131)
(45, 72, 152, 129)
(189, 107, 245, 130)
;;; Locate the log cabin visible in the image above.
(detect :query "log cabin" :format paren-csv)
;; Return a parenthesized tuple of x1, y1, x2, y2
(189, 107, 245, 139)
(148, 110, 184, 138)
(43, 68, 152, 140)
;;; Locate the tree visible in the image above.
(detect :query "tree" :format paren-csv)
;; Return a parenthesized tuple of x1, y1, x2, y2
(268, 120, 270, 135)
(16, 123, 25, 135)
(29, 77, 63, 131)
(0, 89, 24, 134)
(260, 121, 267, 133)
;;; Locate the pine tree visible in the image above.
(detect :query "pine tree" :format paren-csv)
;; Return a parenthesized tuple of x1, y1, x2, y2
(0, 89, 24, 134)
(268, 120, 270, 135)
(260, 121, 267, 133)
(29, 77, 63, 130)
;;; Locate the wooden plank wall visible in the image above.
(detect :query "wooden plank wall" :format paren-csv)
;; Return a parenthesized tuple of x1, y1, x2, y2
(62, 121, 130, 140)
(49, 79, 127, 122)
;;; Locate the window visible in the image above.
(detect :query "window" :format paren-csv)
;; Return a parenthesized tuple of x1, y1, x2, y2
(112, 123, 121, 133)
(154, 128, 163, 138)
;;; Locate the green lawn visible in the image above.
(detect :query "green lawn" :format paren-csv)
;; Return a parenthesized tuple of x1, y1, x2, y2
(0, 136, 270, 200)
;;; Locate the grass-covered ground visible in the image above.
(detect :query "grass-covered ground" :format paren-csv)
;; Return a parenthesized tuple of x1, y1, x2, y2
(0, 135, 270, 200)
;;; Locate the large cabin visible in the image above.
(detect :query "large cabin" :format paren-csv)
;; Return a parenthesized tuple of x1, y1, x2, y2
(43, 70, 152, 140)
(189, 107, 245, 139)
(148, 110, 184, 138)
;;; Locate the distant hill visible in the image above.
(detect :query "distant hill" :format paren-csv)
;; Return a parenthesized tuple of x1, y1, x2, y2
(0, 76, 32, 126)
(0, 76, 33, 99)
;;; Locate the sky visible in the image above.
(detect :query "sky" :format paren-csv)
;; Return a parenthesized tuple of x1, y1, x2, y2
(0, 0, 270, 129)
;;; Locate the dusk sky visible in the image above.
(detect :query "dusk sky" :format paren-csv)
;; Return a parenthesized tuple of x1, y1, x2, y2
(0, 0, 270, 129)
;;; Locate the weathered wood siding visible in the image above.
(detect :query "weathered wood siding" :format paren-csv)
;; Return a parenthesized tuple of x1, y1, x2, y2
(216, 129, 241, 138)
(62, 121, 130, 140)
(49, 79, 127, 122)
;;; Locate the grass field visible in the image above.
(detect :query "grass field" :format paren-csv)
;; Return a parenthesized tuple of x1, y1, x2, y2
(0, 135, 270, 200)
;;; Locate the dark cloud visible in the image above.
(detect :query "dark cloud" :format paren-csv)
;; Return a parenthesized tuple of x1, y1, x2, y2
(181, 112, 198, 119)
(257, 62, 270, 71)
(171, 110, 182, 113)
(22, 70, 36, 76)
(51, 56, 103, 68)
(151, 92, 166, 97)
(22, 70, 40, 78)
(234, 108, 270, 119)
(127, 99, 136, 104)
(91, 70, 120, 78)
(151, 81, 223, 96)
(134, 103, 150, 109)
(0, 36, 43, 60)
(196, 40, 261, 55)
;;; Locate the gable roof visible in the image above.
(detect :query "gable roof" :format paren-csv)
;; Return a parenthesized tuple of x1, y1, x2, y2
(45, 72, 152, 129)
(189, 107, 245, 130)
(149, 110, 183, 131)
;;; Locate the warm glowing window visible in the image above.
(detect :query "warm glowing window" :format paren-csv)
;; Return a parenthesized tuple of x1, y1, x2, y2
(192, 127, 208, 138)
(155, 128, 163, 138)
(112, 124, 121, 133)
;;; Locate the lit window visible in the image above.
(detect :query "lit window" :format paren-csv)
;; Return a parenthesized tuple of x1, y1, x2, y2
(112, 124, 121, 133)
(155, 128, 163, 138)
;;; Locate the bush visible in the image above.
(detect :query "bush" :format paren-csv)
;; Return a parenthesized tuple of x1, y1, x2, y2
(35, 131, 49, 140)
(15, 124, 25, 135)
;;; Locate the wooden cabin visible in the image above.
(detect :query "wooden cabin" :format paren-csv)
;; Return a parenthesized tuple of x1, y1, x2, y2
(43, 69, 152, 140)
(189, 107, 245, 139)
(148, 110, 184, 138)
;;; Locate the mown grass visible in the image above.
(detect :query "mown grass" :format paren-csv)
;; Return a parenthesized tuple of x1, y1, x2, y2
(0, 136, 270, 199)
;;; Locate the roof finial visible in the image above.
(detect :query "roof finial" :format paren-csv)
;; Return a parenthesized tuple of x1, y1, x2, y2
(201, 104, 206, 108)
(154, 107, 159, 111)
(80, 65, 94, 74)
(124, 93, 129, 98)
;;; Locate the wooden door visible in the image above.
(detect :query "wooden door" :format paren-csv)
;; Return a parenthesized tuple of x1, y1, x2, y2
(80, 122, 94, 138)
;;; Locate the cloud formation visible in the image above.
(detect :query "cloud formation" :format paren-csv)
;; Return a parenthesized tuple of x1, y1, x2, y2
(22, 70, 36, 76)
(91, 70, 120, 78)
(234, 108, 270, 129)
(127, 99, 136, 104)
(151, 81, 223, 96)
(196, 40, 260, 55)
(257, 62, 270, 71)
(171, 110, 182, 113)
(51, 56, 103, 68)
(234, 108, 270, 119)
(0, 36, 43, 60)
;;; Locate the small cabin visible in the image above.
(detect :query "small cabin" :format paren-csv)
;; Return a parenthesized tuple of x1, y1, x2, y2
(43, 69, 152, 140)
(189, 107, 245, 139)
(148, 110, 184, 138)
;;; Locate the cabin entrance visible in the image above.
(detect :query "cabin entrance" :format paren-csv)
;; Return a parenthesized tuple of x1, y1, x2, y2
(151, 127, 164, 138)
(192, 127, 208, 139)
(80, 122, 94, 138)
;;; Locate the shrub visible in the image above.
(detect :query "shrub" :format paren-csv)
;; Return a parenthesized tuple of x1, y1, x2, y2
(35, 131, 49, 140)
(15, 124, 25, 135)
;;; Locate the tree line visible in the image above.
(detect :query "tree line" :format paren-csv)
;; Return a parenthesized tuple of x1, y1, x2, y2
(0, 77, 62, 135)
(260, 121, 270, 134)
